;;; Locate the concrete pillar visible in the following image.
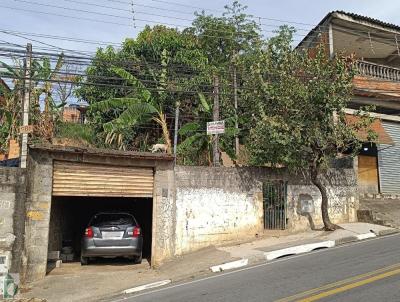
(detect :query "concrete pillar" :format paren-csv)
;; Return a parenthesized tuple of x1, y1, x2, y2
(23, 151, 53, 282)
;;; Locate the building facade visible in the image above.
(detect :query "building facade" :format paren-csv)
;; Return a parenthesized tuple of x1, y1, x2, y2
(299, 11, 400, 194)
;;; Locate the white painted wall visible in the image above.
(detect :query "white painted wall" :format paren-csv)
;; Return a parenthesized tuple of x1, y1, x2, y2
(175, 188, 263, 255)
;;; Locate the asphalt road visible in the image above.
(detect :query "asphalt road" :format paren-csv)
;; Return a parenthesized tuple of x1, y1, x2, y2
(114, 234, 400, 302)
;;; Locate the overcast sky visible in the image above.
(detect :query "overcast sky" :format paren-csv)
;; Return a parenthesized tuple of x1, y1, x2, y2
(0, 0, 400, 54)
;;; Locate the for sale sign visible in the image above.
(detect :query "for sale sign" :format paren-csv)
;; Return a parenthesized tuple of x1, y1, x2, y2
(207, 121, 225, 135)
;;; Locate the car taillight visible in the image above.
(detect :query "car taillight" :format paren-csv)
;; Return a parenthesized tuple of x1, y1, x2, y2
(85, 227, 94, 238)
(133, 227, 141, 237)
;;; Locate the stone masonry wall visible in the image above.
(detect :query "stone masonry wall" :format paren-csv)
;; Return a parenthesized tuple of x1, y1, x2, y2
(23, 151, 53, 283)
(0, 167, 26, 274)
(174, 164, 357, 256)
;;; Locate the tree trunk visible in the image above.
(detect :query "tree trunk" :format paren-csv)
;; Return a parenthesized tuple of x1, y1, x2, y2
(310, 167, 341, 231)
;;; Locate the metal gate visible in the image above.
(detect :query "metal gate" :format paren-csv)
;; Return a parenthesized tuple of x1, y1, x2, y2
(263, 181, 287, 230)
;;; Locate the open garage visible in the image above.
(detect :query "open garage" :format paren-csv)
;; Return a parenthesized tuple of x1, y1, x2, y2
(24, 145, 175, 282)
(48, 161, 154, 267)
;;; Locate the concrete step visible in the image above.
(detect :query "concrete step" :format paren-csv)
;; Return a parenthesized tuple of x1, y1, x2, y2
(357, 208, 398, 228)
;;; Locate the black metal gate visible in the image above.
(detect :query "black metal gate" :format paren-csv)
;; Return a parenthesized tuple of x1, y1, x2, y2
(263, 181, 287, 230)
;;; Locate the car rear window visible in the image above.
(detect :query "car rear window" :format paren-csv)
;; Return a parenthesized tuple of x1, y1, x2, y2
(90, 213, 136, 227)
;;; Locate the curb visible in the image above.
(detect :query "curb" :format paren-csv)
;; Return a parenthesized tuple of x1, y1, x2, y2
(210, 259, 249, 273)
(377, 229, 400, 236)
(122, 279, 171, 294)
(264, 240, 335, 261)
(356, 232, 377, 240)
(334, 236, 358, 246)
(263, 229, 399, 262)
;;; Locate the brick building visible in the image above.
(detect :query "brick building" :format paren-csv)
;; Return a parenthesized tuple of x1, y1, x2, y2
(299, 11, 400, 194)
(62, 104, 87, 124)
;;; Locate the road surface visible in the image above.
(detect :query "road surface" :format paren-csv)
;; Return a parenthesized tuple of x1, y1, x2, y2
(113, 234, 400, 302)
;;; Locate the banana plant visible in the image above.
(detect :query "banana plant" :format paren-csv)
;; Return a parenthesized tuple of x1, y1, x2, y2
(90, 67, 172, 152)
(178, 93, 237, 165)
(0, 60, 25, 152)
(32, 53, 65, 113)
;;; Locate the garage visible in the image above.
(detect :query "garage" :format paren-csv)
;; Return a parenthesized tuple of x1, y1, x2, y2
(48, 160, 155, 268)
(24, 145, 175, 282)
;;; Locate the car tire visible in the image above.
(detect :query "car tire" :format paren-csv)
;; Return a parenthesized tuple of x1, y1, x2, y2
(133, 253, 142, 264)
(80, 255, 89, 265)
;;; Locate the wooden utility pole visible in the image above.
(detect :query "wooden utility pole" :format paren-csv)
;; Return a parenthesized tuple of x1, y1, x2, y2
(173, 101, 180, 165)
(20, 43, 32, 169)
(233, 65, 239, 157)
(213, 75, 220, 167)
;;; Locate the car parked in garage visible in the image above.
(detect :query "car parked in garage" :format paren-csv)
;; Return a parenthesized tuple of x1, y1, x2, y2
(81, 212, 143, 265)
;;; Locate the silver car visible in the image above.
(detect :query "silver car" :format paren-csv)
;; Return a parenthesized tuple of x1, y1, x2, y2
(81, 212, 143, 265)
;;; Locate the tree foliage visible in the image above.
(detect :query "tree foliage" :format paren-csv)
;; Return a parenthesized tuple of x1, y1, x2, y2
(245, 26, 376, 230)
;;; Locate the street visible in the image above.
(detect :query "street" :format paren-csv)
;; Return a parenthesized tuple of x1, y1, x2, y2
(114, 234, 400, 302)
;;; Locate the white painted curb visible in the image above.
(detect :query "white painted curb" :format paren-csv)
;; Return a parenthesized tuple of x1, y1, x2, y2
(123, 279, 171, 294)
(210, 259, 249, 273)
(356, 232, 377, 240)
(264, 240, 335, 261)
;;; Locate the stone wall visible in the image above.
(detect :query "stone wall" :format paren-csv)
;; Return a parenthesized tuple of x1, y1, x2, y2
(174, 164, 357, 255)
(23, 151, 53, 283)
(0, 167, 26, 274)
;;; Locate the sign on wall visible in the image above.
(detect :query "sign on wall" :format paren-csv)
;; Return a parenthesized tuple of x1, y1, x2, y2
(207, 121, 225, 135)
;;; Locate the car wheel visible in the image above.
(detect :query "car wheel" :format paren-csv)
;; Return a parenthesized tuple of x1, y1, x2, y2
(80, 255, 89, 265)
(133, 253, 142, 264)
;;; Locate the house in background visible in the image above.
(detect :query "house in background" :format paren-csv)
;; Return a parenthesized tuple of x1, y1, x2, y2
(299, 11, 400, 195)
(62, 103, 88, 124)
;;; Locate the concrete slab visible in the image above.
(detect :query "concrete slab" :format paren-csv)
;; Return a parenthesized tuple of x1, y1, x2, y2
(338, 222, 393, 234)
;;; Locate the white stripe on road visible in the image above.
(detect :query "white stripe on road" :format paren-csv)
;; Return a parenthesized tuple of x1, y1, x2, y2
(123, 280, 171, 294)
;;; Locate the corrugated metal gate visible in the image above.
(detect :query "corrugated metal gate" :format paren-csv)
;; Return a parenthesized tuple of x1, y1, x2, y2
(263, 181, 287, 230)
(52, 161, 154, 197)
(378, 121, 400, 194)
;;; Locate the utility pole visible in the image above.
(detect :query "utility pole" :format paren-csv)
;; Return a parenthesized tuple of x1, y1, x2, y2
(213, 75, 220, 167)
(173, 101, 180, 165)
(233, 63, 239, 157)
(20, 43, 32, 169)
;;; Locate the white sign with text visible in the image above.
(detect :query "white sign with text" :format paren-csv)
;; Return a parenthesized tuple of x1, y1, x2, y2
(207, 121, 225, 135)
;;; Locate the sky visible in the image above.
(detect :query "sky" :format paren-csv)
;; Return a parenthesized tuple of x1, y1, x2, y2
(0, 0, 400, 54)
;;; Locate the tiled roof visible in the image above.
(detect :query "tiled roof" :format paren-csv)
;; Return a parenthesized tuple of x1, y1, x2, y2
(333, 11, 400, 32)
(297, 10, 400, 48)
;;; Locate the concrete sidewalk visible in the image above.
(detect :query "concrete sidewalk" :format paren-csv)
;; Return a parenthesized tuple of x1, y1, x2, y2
(217, 222, 397, 263)
(19, 223, 398, 302)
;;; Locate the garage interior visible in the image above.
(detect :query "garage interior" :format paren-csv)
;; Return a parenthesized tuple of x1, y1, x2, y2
(47, 160, 155, 269)
(48, 196, 153, 263)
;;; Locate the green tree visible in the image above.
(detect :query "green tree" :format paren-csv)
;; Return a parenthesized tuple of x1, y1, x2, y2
(246, 27, 376, 230)
(190, 2, 262, 160)
(77, 25, 207, 150)
(0, 60, 26, 153)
